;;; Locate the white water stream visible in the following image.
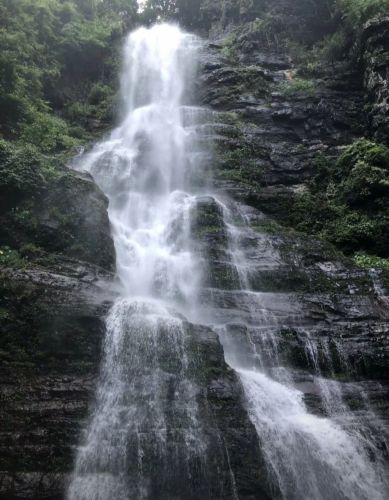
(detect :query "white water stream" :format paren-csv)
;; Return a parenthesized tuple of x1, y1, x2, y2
(67, 25, 207, 500)
(68, 24, 388, 500)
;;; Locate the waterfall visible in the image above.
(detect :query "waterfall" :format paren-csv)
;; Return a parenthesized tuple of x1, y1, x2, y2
(67, 25, 208, 500)
(68, 24, 389, 500)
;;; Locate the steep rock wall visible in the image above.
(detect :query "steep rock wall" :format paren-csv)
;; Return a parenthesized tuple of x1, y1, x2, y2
(0, 5, 388, 498)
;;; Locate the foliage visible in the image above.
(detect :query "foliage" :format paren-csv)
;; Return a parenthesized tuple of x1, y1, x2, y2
(286, 140, 389, 259)
(0, 246, 24, 267)
(0, 139, 46, 196)
(337, 0, 389, 27)
(218, 0, 388, 69)
(141, 0, 282, 29)
(246, 12, 288, 48)
(221, 33, 239, 61)
(312, 0, 389, 62)
(140, 0, 178, 21)
(0, 307, 9, 321)
(0, 0, 138, 273)
(277, 78, 316, 96)
(318, 30, 349, 62)
(353, 252, 389, 269)
(333, 139, 389, 208)
(20, 112, 80, 153)
(141, 0, 389, 58)
(0, 0, 137, 141)
(0, 136, 73, 197)
(312, 0, 388, 62)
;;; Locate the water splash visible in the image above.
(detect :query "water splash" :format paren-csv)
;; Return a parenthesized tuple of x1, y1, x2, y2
(240, 369, 385, 500)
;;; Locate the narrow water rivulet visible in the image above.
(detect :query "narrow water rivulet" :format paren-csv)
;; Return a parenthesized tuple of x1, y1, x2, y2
(68, 24, 389, 500)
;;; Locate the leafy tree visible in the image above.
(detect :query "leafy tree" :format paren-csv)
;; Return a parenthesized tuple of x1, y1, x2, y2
(0, 0, 138, 142)
(141, 0, 177, 23)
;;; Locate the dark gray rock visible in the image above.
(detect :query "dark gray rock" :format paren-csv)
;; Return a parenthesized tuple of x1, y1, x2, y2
(0, 259, 113, 499)
(362, 16, 389, 143)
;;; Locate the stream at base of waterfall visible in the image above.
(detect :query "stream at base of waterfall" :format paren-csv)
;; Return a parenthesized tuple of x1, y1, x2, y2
(67, 24, 389, 500)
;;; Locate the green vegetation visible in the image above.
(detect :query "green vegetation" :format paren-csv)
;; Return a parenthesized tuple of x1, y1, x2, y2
(0, 135, 115, 270)
(197, 0, 388, 74)
(207, 1, 389, 270)
(0, 0, 138, 144)
(353, 253, 389, 269)
(215, 129, 264, 190)
(0, 139, 46, 197)
(296, 0, 389, 68)
(221, 33, 239, 61)
(0, 247, 24, 267)
(276, 78, 316, 96)
(288, 0, 389, 74)
(338, 0, 389, 27)
(1, 0, 387, 271)
(286, 140, 389, 266)
(0, 0, 137, 266)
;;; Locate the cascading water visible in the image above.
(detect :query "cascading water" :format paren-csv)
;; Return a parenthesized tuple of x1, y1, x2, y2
(216, 203, 389, 500)
(68, 23, 389, 500)
(67, 25, 209, 500)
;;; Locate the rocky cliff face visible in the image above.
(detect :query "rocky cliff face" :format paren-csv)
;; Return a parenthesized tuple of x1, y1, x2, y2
(195, 12, 389, 470)
(0, 10, 388, 500)
(200, 27, 372, 217)
(0, 168, 115, 499)
(362, 15, 389, 143)
(0, 163, 272, 499)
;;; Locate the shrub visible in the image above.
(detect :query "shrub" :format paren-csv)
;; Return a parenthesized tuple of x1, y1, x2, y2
(353, 252, 389, 269)
(20, 112, 79, 153)
(323, 212, 388, 255)
(277, 78, 316, 96)
(88, 83, 112, 105)
(0, 247, 23, 267)
(337, 0, 389, 27)
(319, 30, 349, 62)
(334, 139, 389, 209)
(221, 32, 239, 61)
(336, 139, 389, 176)
(0, 139, 45, 196)
(286, 139, 389, 259)
(19, 243, 43, 260)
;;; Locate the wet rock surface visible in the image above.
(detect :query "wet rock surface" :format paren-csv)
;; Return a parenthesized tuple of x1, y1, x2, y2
(0, 168, 116, 272)
(0, 259, 113, 499)
(199, 40, 369, 217)
(195, 32, 389, 480)
(0, 199, 273, 499)
(192, 193, 389, 478)
(0, 166, 116, 498)
(362, 16, 389, 143)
